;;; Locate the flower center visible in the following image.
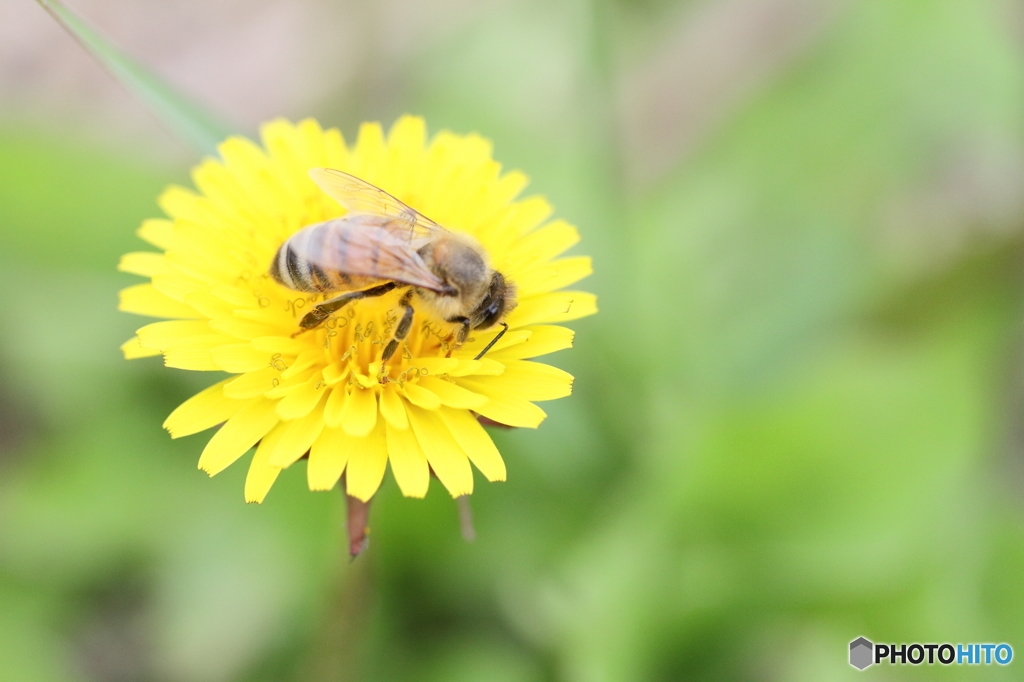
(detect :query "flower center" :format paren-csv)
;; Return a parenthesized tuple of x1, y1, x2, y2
(314, 292, 449, 385)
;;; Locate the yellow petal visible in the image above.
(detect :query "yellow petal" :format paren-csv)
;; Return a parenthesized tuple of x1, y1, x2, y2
(268, 408, 324, 467)
(191, 158, 269, 224)
(119, 284, 201, 319)
(207, 284, 270, 310)
(164, 248, 246, 284)
(137, 218, 176, 250)
(406, 405, 473, 497)
(251, 336, 307, 355)
(416, 377, 487, 409)
(506, 293, 573, 327)
(427, 358, 504, 377)
(402, 383, 441, 410)
(151, 273, 207, 305)
(345, 422, 388, 502)
(222, 130, 270, 168)
(184, 291, 237, 320)
(163, 380, 241, 438)
(323, 126, 350, 169)
(414, 358, 461, 375)
(547, 291, 597, 322)
(211, 343, 271, 373)
(280, 349, 321, 380)
(506, 219, 580, 271)
(262, 119, 313, 188)
(439, 407, 506, 482)
(323, 385, 347, 428)
(121, 336, 160, 359)
(322, 363, 348, 386)
(136, 320, 212, 350)
(491, 170, 529, 211)
(171, 207, 248, 243)
(353, 371, 377, 389)
(164, 334, 238, 371)
(516, 256, 592, 295)
(457, 329, 530, 360)
(275, 377, 327, 420)
(388, 115, 427, 150)
(387, 116, 427, 187)
(244, 425, 285, 503)
(485, 360, 574, 401)
(208, 316, 275, 340)
(223, 367, 281, 399)
(118, 252, 169, 277)
(198, 398, 278, 475)
(457, 378, 547, 428)
(340, 387, 378, 437)
(308, 426, 351, 491)
(351, 122, 386, 178)
(157, 185, 205, 223)
(264, 368, 315, 398)
(469, 359, 505, 376)
(385, 420, 430, 498)
(379, 387, 409, 429)
(509, 292, 598, 326)
(298, 118, 329, 166)
(474, 194, 547, 250)
(490, 325, 574, 360)
(217, 136, 290, 219)
(507, 195, 553, 235)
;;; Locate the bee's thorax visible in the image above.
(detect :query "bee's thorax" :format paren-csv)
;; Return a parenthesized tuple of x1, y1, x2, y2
(419, 234, 489, 302)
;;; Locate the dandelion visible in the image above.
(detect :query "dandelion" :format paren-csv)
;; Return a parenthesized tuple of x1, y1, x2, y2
(119, 116, 595, 505)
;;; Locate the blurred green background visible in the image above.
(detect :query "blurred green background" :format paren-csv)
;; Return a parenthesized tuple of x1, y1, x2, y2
(3, 0, 1024, 680)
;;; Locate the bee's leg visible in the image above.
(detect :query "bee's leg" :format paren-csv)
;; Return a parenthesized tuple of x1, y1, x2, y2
(295, 282, 398, 334)
(444, 316, 471, 357)
(380, 286, 415, 364)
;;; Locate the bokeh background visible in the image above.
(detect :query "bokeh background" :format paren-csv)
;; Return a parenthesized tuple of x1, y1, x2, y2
(3, 0, 1024, 680)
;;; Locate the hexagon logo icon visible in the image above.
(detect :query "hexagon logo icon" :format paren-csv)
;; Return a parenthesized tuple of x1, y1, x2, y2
(849, 637, 873, 670)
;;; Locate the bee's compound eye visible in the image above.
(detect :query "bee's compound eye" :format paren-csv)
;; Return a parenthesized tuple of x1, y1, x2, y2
(473, 298, 503, 329)
(472, 271, 510, 329)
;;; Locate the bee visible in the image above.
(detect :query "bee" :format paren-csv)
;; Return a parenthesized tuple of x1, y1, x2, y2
(270, 168, 516, 372)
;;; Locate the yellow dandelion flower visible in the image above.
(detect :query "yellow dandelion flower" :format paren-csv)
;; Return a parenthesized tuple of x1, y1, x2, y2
(118, 116, 595, 504)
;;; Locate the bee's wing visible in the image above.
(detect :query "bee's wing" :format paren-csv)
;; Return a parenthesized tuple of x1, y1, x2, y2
(288, 217, 448, 292)
(309, 168, 448, 242)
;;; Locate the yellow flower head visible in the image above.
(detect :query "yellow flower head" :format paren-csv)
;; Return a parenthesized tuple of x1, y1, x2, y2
(119, 117, 595, 503)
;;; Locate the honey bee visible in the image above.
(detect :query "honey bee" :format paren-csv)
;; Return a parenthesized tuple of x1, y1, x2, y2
(270, 168, 516, 370)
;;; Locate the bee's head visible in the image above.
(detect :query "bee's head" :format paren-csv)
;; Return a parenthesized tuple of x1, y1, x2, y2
(471, 271, 516, 329)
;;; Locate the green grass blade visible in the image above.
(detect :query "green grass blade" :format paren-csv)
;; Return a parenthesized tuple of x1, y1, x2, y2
(37, 0, 234, 155)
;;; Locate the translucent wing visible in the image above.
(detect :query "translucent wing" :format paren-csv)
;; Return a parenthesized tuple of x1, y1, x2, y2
(309, 168, 448, 243)
(286, 217, 449, 292)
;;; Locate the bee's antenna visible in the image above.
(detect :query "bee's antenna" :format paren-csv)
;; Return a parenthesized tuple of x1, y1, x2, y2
(474, 322, 509, 360)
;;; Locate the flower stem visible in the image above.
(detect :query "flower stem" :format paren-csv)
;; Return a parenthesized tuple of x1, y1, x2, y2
(296, 488, 374, 681)
(346, 491, 371, 558)
(456, 495, 476, 542)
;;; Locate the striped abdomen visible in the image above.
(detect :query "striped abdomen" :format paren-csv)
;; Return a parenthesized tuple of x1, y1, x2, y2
(270, 219, 386, 294)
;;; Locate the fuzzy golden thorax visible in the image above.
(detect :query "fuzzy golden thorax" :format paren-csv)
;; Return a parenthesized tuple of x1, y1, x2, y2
(416, 233, 491, 320)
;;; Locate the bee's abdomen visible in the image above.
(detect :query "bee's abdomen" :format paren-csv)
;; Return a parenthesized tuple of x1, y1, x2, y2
(270, 222, 381, 294)
(270, 241, 329, 293)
